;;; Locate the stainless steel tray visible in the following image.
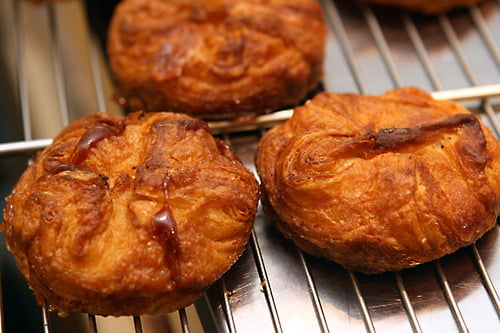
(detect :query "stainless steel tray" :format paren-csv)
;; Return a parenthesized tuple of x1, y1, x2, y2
(1, 0, 500, 332)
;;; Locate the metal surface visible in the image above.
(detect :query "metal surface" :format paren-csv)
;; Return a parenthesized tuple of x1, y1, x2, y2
(0, 1, 202, 332)
(0, 0, 499, 332)
(206, 1, 500, 333)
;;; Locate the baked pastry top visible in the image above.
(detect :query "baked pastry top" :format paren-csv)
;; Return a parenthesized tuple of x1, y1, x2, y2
(364, 0, 486, 14)
(256, 87, 500, 274)
(3, 112, 259, 315)
(107, 0, 326, 120)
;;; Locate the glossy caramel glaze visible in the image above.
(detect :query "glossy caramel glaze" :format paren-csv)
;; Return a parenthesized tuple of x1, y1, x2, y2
(256, 87, 500, 274)
(107, 0, 326, 120)
(3, 112, 259, 315)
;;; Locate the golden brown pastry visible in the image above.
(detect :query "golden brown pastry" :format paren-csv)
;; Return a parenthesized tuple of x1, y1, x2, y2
(256, 87, 500, 274)
(2, 112, 259, 316)
(364, 0, 486, 14)
(107, 0, 326, 120)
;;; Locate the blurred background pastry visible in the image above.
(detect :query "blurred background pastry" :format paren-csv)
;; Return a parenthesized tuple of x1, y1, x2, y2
(107, 0, 326, 120)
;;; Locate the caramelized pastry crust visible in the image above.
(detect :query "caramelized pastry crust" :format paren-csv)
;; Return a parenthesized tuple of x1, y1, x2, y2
(3, 112, 259, 315)
(256, 87, 500, 274)
(107, 0, 326, 120)
(364, 0, 485, 14)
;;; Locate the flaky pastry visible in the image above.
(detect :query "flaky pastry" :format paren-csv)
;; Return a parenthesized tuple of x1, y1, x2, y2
(107, 0, 326, 120)
(256, 87, 500, 274)
(3, 112, 259, 315)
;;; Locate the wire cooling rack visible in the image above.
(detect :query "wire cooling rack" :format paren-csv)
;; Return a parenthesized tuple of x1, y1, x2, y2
(0, 0, 500, 332)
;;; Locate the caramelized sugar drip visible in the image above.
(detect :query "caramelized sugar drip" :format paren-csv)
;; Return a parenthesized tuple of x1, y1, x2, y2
(71, 123, 124, 167)
(152, 173, 181, 284)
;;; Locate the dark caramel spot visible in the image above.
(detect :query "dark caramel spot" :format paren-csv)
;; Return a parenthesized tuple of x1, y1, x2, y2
(373, 113, 481, 152)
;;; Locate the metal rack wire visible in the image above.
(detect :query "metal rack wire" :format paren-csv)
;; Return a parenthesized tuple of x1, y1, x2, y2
(206, 1, 500, 333)
(0, 0, 499, 332)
